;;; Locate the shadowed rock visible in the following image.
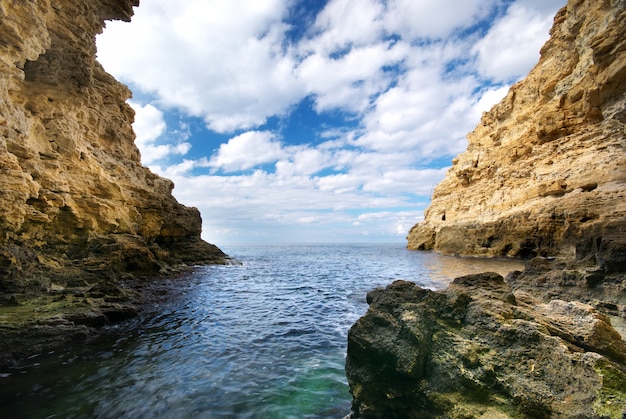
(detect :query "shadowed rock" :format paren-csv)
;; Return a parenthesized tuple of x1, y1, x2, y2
(346, 276, 626, 418)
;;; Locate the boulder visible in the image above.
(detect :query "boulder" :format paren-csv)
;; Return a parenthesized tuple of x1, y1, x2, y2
(346, 277, 626, 418)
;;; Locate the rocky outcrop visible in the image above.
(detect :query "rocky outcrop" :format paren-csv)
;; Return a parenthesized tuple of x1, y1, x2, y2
(347, 0, 626, 417)
(346, 276, 626, 418)
(0, 0, 227, 363)
(407, 0, 626, 261)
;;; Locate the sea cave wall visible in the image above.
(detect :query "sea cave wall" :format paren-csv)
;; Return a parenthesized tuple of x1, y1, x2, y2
(407, 0, 626, 264)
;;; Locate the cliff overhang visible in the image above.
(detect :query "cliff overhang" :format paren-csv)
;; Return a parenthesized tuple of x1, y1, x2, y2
(0, 0, 229, 365)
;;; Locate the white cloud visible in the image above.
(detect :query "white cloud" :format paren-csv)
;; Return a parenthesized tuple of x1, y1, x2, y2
(353, 48, 480, 156)
(131, 102, 166, 147)
(276, 147, 333, 177)
(361, 168, 449, 195)
(474, 85, 511, 115)
(163, 168, 430, 243)
(130, 102, 191, 164)
(98, 0, 303, 133)
(304, 0, 386, 53)
(97, 0, 567, 243)
(298, 41, 407, 113)
(472, 0, 565, 81)
(209, 131, 285, 172)
(383, 0, 496, 40)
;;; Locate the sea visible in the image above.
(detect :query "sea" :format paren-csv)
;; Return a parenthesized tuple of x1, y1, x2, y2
(0, 243, 525, 418)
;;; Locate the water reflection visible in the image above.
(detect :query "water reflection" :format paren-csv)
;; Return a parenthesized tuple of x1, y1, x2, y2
(421, 252, 526, 289)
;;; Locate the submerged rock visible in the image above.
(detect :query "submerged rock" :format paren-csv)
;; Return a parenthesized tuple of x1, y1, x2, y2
(346, 275, 626, 418)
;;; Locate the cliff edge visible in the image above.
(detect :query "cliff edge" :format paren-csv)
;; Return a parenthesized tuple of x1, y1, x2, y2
(348, 1, 626, 417)
(0, 0, 227, 363)
(407, 0, 625, 264)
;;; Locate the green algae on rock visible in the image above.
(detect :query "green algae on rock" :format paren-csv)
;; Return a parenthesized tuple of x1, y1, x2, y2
(346, 276, 626, 418)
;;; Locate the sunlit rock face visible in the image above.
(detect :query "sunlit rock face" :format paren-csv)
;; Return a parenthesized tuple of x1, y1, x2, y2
(407, 0, 626, 263)
(349, 1, 626, 416)
(0, 0, 227, 297)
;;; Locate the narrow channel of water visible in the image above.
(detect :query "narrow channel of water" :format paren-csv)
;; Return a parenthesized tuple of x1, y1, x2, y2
(0, 244, 525, 418)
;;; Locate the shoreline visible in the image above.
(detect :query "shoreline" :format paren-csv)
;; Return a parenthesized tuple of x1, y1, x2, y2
(0, 265, 217, 369)
(345, 253, 626, 418)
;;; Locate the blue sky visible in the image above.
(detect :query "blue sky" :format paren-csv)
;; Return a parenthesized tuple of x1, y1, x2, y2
(96, 0, 566, 244)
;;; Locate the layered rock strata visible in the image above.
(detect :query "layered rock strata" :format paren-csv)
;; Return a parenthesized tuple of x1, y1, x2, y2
(407, 0, 626, 262)
(0, 0, 227, 363)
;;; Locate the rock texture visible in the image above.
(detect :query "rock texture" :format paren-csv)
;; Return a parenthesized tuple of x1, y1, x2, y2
(407, 0, 626, 261)
(0, 0, 227, 363)
(347, 277, 626, 419)
(347, 1, 626, 417)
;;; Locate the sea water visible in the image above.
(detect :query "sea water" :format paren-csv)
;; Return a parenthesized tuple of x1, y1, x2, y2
(0, 243, 525, 418)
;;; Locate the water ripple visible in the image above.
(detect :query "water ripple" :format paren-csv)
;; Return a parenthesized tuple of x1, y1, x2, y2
(0, 244, 524, 418)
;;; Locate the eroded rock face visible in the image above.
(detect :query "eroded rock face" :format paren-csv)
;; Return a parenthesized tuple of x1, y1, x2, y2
(346, 277, 626, 418)
(349, 1, 626, 416)
(407, 0, 626, 261)
(0, 0, 227, 296)
(0, 0, 228, 362)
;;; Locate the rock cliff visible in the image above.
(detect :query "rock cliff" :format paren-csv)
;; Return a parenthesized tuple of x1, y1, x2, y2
(0, 0, 227, 363)
(407, 0, 626, 263)
(348, 0, 626, 417)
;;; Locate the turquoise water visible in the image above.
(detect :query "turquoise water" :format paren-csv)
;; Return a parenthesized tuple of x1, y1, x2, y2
(0, 244, 524, 418)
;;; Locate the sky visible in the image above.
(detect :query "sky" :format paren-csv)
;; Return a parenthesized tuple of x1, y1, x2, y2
(96, 0, 567, 244)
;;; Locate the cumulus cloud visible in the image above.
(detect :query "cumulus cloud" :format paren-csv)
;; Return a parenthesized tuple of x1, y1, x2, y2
(163, 168, 429, 243)
(297, 41, 409, 113)
(382, 0, 496, 40)
(97, 0, 567, 243)
(130, 102, 191, 164)
(209, 131, 285, 172)
(98, 0, 303, 133)
(472, 0, 565, 82)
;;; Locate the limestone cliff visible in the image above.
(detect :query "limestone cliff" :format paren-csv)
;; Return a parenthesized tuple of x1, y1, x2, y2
(1, 0, 228, 293)
(0, 0, 227, 346)
(407, 0, 626, 263)
(346, 1, 626, 417)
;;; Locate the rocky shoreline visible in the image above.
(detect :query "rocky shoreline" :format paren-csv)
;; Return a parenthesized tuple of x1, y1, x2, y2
(346, 256, 626, 418)
(0, 0, 231, 367)
(0, 262, 238, 369)
(1, 0, 625, 416)
(346, 0, 626, 416)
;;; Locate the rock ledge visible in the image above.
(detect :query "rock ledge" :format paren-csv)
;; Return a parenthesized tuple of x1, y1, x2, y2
(346, 274, 626, 418)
